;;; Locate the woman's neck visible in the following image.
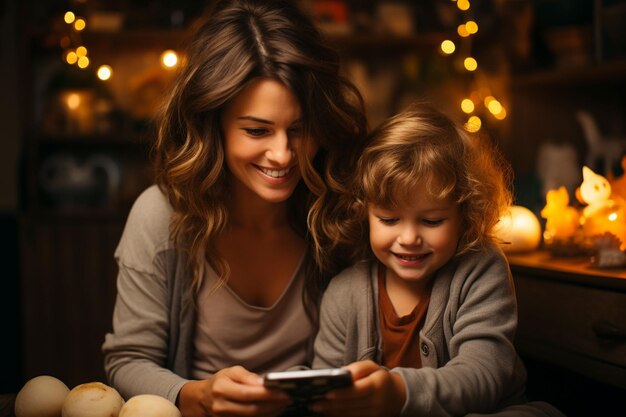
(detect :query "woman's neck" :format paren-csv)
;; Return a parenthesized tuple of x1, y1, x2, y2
(227, 187, 290, 232)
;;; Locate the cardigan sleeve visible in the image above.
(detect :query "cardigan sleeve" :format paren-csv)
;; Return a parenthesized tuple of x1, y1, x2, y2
(312, 262, 378, 369)
(102, 185, 189, 403)
(393, 248, 528, 416)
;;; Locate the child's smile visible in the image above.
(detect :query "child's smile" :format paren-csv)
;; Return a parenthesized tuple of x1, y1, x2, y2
(368, 185, 462, 289)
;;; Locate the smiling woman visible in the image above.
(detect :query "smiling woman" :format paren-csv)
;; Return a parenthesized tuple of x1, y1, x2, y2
(221, 77, 314, 205)
(101, 1, 368, 416)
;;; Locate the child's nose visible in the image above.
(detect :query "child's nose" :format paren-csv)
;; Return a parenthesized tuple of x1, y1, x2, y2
(399, 225, 421, 245)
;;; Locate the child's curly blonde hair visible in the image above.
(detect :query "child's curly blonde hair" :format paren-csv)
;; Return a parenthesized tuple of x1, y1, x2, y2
(346, 102, 513, 261)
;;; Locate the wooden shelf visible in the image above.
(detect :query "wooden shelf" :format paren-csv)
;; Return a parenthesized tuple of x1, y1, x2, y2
(327, 32, 445, 55)
(81, 28, 191, 51)
(507, 250, 626, 292)
(37, 134, 150, 147)
(511, 59, 626, 88)
(508, 250, 626, 392)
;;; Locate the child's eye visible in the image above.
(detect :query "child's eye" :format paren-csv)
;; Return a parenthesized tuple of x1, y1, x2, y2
(377, 217, 398, 225)
(423, 219, 444, 227)
(243, 127, 268, 137)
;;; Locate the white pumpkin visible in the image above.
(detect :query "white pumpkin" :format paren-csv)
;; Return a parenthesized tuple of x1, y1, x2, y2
(15, 375, 70, 417)
(495, 205, 542, 253)
(61, 382, 124, 417)
(119, 395, 181, 417)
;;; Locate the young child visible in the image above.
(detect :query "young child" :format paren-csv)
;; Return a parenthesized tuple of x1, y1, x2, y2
(311, 103, 564, 417)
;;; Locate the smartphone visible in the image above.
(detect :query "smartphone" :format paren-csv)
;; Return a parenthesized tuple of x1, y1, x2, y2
(264, 368, 352, 416)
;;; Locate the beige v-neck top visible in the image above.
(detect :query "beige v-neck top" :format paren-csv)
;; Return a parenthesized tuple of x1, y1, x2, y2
(191, 255, 313, 378)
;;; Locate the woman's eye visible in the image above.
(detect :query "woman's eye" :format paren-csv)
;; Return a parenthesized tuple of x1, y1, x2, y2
(243, 128, 268, 137)
(288, 126, 303, 137)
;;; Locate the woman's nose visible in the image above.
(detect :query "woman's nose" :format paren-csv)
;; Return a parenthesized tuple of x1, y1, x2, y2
(266, 132, 293, 165)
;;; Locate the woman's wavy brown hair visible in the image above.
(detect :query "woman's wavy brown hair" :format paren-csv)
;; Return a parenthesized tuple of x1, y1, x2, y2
(345, 102, 513, 262)
(152, 0, 367, 313)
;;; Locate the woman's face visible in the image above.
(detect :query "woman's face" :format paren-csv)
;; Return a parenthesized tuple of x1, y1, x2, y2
(221, 77, 316, 204)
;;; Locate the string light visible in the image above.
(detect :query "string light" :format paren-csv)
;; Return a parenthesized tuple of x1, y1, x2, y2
(74, 18, 86, 31)
(64, 11, 75, 24)
(65, 51, 78, 65)
(457, 0, 470, 11)
(487, 99, 503, 115)
(494, 108, 507, 120)
(465, 21, 478, 34)
(77, 56, 89, 69)
(463, 57, 478, 71)
(465, 115, 481, 132)
(440, 0, 509, 131)
(461, 98, 475, 113)
(457, 24, 470, 37)
(161, 50, 179, 68)
(440, 40, 456, 55)
(97, 65, 113, 81)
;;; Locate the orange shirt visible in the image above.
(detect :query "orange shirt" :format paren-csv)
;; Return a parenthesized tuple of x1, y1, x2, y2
(378, 264, 432, 369)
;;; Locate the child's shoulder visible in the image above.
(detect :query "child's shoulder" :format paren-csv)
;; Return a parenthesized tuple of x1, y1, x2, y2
(452, 244, 510, 284)
(321, 261, 375, 311)
(461, 244, 508, 266)
(326, 260, 373, 292)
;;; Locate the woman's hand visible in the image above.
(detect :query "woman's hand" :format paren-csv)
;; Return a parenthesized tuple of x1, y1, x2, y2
(177, 365, 292, 417)
(310, 360, 406, 417)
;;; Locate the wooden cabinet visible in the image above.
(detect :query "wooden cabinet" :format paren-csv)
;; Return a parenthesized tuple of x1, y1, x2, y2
(507, 252, 626, 415)
(19, 215, 125, 387)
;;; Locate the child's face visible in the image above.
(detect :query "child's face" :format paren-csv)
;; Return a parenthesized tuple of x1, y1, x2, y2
(368, 186, 462, 289)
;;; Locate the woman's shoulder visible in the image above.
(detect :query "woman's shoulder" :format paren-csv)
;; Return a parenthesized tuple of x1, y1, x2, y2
(129, 184, 173, 218)
(115, 185, 175, 268)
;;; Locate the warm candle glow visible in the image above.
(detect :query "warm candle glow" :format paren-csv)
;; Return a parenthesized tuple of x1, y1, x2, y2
(578, 166, 626, 249)
(541, 186, 580, 241)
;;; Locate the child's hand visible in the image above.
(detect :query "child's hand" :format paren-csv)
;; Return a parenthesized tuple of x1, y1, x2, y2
(310, 360, 406, 417)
